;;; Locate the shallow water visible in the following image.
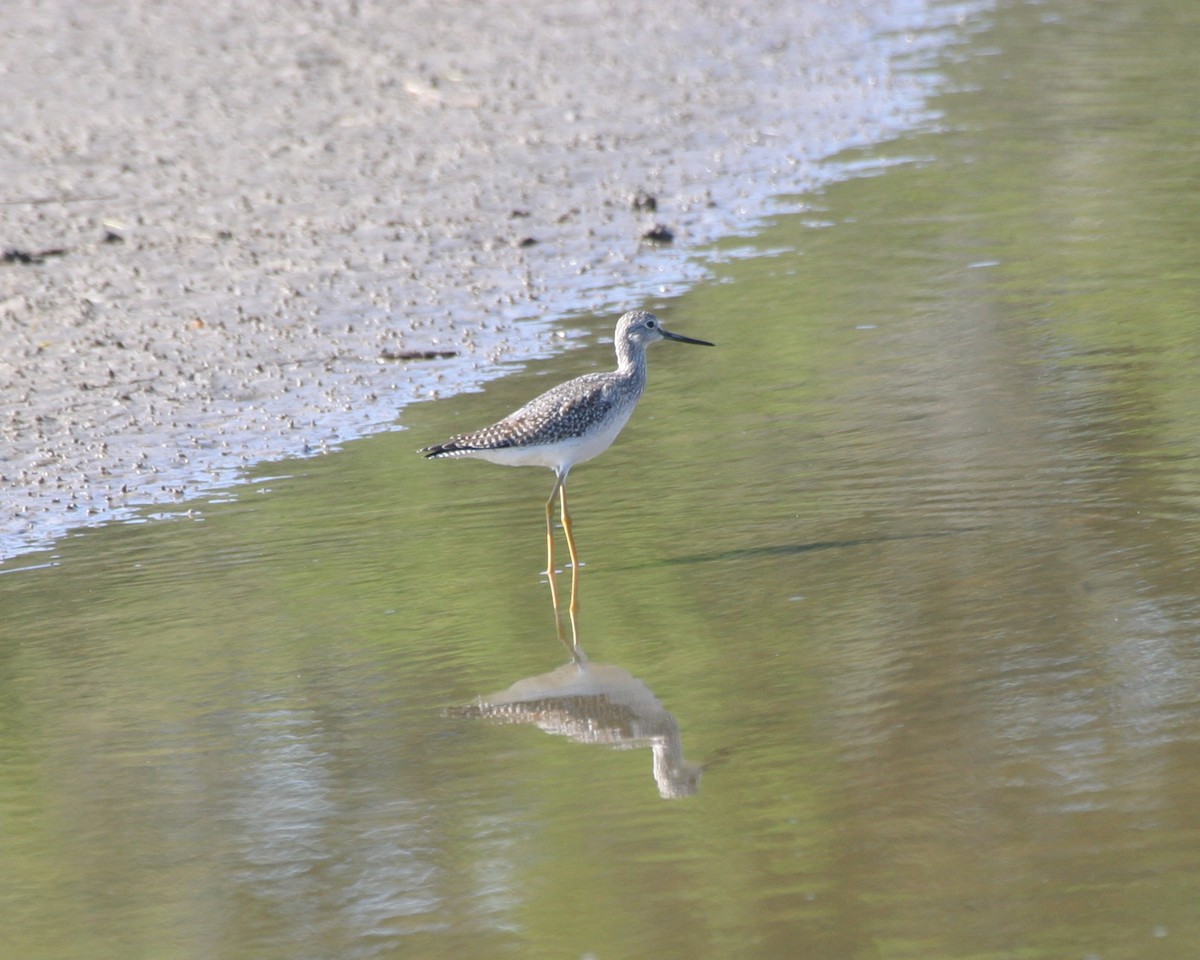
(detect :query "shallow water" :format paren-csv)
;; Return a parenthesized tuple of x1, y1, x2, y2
(4, 0, 1200, 957)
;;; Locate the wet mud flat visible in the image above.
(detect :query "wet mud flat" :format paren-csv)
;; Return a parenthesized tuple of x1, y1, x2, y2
(0, 0, 957, 558)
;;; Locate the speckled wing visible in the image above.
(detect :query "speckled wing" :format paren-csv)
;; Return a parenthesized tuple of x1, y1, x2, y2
(423, 373, 616, 456)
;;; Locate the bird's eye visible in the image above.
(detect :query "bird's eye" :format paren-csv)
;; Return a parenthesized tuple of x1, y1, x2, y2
(645, 319, 657, 328)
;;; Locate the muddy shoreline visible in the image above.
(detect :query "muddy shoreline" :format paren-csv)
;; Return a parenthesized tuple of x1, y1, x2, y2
(1, 0, 961, 559)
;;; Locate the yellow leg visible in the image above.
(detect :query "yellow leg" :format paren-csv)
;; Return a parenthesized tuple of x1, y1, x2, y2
(559, 480, 581, 651)
(544, 475, 568, 648)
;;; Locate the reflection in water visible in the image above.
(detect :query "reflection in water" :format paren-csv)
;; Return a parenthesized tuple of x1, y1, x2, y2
(456, 648, 701, 800)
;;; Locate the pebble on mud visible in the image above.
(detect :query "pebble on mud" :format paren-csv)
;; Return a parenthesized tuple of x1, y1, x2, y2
(641, 224, 674, 244)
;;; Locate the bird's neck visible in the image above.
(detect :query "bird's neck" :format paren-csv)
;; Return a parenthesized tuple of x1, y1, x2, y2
(615, 343, 647, 381)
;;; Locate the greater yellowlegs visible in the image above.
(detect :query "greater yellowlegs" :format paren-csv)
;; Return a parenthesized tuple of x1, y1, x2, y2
(421, 310, 713, 642)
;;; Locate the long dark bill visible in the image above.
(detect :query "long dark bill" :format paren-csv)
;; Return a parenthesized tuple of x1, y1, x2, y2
(660, 328, 715, 347)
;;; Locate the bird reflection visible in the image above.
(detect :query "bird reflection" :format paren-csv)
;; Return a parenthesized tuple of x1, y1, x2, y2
(455, 647, 701, 799)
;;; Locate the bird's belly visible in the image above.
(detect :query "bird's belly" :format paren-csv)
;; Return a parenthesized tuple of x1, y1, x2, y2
(474, 408, 634, 471)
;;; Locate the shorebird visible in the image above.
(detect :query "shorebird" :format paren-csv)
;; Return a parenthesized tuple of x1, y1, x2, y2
(421, 310, 713, 643)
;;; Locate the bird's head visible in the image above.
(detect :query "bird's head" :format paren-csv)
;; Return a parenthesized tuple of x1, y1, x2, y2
(617, 310, 714, 349)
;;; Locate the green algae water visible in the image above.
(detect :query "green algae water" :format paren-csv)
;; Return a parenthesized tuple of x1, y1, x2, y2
(3, 1, 1200, 957)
